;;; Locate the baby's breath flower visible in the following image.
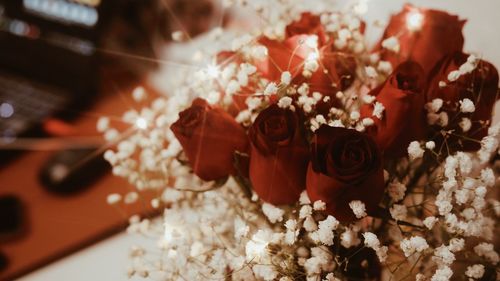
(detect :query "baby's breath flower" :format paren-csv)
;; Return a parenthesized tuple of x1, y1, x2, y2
(372, 101, 385, 119)
(400, 236, 429, 257)
(262, 203, 285, 223)
(388, 181, 406, 201)
(365, 66, 378, 78)
(423, 216, 438, 230)
(390, 204, 408, 221)
(281, 71, 292, 85)
(465, 264, 485, 279)
(408, 141, 425, 160)
(381, 36, 400, 53)
(349, 200, 367, 218)
(107, 193, 122, 205)
(460, 98, 475, 113)
(431, 266, 453, 281)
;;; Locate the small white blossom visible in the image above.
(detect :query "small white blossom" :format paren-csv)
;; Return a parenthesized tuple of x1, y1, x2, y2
(246, 230, 272, 262)
(459, 117, 472, 132)
(251, 45, 268, 60)
(480, 168, 495, 187)
(234, 217, 249, 241)
(231, 34, 253, 51)
(313, 200, 326, 211)
(349, 200, 367, 218)
(350, 111, 361, 121)
(96, 117, 110, 132)
(363, 94, 376, 104)
(376, 246, 388, 263)
(372, 102, 385, 119)
(423, 216, 438, 230)
(365, 66, 378, 78)
(431, 266, 453, 281)
(408, 141, 425, 160)
(278, 96, 293, 109)
(124, 192, 139, 204)
(281, 71, 292, 85)
(381, 36, 400, 53)
(171, 30, 184, 41)
(253, 264, 278, 280)
(226, 80, 241, 95)
(362, 232, 380, 249)
(284, 219, 299, 245)
(107, 193, 122, 205)
(262, 203, 285, 223)
(433, 245, 455, 266)
(448, 238, 465, 252)
(474, 243, 499, 265)
(304, 215, 318, 232)
(460, 98, 475, 113)
(438, 112, 449, 127)
(315, 216, 339, 245)
(388, 181, 406, 201)
(400, 236, 429, 257)
(264, 82, 278, 95)
(426, 141, 436, 150)
(447, 70, 461, 82)
(465, 264, 485, 279)
(362, 117, 374, 127)
(324, 273, 341, 281)
(377, 60, 393, 74)
(300, 205, 313, 219)
(390, 204, 408, 221)
(426, 98, 443, 113)
(300, 191, 311, 205)
(416, 273, 427, 281)
(341, 228, 361, 248)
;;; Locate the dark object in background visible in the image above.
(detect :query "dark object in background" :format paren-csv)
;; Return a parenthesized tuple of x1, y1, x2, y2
(0, 251, 7, 272)
(0, 195, 24, 241)
(0, 0, 113, 101)
(0, 0, 114, 162)
(38, 147, 110, 194)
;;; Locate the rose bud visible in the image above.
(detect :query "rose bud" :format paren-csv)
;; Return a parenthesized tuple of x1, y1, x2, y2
(377, 4, 465, 76)
(360, 61, 427, 158)
(306, 125, 384, 223)
(427, 52, 499, 151)
(249, 105, 309, 205)
(171, 98, 249, 181)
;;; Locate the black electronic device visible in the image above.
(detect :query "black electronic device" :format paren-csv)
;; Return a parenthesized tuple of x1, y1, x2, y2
(0, 0, 113, 151)
(38, 147, 110, 194)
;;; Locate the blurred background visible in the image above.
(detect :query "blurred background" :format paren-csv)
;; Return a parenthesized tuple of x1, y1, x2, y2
(0, 0, 224, 280)
(0, 0, 498, 281)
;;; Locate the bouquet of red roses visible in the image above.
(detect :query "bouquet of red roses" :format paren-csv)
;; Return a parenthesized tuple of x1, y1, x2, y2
(102, 2, 499, 280)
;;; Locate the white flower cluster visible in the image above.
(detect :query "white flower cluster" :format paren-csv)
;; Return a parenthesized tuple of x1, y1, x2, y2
(98, 1, 500, 281)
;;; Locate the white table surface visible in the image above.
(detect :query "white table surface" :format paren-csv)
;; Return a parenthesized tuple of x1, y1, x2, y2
(18, 1, 500, 280)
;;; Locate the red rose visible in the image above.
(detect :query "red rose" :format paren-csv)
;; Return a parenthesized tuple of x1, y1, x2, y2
(254, 13, 356, 96)
(427, 52, 499, 151)
(306, 126, 384, 223)
(255, 37, 356, 95)
(249, 105, 309, 205)
(377, 4, 465, 76)
(360, 61, 427, 157)
(171, 98, 249, 181)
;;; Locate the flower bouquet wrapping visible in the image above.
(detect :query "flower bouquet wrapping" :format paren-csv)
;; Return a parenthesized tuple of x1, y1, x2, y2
(100, 1, 500, 280)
